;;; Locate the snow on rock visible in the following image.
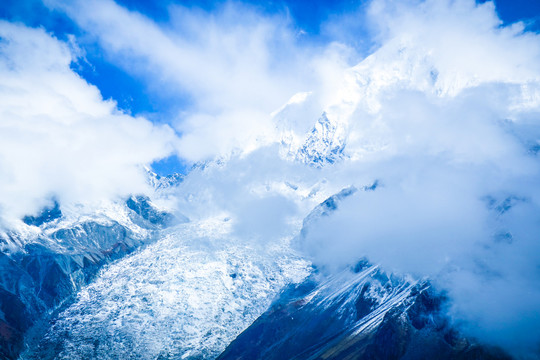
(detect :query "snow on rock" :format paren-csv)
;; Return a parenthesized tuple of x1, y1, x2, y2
(25, 218, 311, 360)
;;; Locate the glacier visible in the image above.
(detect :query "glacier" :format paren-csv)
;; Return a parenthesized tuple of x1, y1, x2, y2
(2, 3, 540, 357)
(22, 217, 310, 359)
(0, 177, 186, 359)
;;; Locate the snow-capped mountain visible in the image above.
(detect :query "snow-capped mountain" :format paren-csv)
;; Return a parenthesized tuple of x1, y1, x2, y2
(217, 189, 510, 359)
(13, 180, 511, 360)
(146, 168, 184, 190)
(23, 218, 311, 360)
(1, 9, 539, 359)
(295, 112, 348, 166)
(218, 263, 509, 360)
(0, 192, 184, 360)
(273, 94, 348, 167)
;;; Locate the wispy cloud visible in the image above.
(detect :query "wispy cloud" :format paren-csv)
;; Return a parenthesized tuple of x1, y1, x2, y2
(54, 0, 540, 354)
(2, 0, 540, 357)
(0, 21, 178, 224)
(44, 0, 354, 161)
(295, 0, 540, 356)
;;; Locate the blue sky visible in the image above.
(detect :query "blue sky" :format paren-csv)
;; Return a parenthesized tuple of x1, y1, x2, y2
(1, 3, 540, 353)
(1, 0, 539, 175)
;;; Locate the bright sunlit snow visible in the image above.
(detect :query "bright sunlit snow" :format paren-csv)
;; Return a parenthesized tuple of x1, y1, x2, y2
(1, 0, 540, 359)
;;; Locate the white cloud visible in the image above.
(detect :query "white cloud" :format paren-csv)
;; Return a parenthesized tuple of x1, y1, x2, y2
(293, 0, 540, 356)
(370, 0, 540, 92)
(0, 21, 178, 225)
(72, 0, 540, 354)
(10, 0, 540, 356)
(44, 0, 352, 162)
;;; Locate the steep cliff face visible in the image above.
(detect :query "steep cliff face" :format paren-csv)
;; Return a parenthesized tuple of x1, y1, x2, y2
(217, 264, 510, 360)
(0, 194, 182, 360)
(295, 113, 347, 167)
(21, 217, 311, 360)
(217, 185, 512, 360)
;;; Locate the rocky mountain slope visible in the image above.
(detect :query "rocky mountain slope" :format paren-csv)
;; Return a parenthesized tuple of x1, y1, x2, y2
(0, 175, 183, 360)
(217, 264, 510, 360)
(217, 188, 511, 360)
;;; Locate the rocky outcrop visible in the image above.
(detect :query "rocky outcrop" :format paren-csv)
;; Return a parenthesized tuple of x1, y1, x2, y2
(218, 186, 511, 360)
(217, 264, 510, 360)
(0, 196, 182, 359)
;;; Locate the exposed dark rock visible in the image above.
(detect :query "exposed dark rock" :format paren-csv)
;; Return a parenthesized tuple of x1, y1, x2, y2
(0, 197, 176, 359)
(126, 195, 187, 227)
(22, 201, 62, 227)
(218, 266, 511, 360)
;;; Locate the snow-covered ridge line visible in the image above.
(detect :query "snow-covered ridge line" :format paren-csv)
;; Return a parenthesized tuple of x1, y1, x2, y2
(0, 192, 183, 360)
(23, 217, 312, 360)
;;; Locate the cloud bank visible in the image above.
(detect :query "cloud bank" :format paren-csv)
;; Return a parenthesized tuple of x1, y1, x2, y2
(0, 21, 178, 225)
(43, 0, 354, 162)
(52, 0, 539, 355)
(294, 0, 540, 356)
(2, 0, 540, 357)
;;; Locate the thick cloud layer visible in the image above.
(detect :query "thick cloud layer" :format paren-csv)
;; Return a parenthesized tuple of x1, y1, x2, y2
(0, 21, 178, 225)
(295, 0, 540, 356)
(3, 0, 540, 357)
(120, 0, 540, 356)
(52, 0, 539, 355)
(44, 0, 353, 162)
